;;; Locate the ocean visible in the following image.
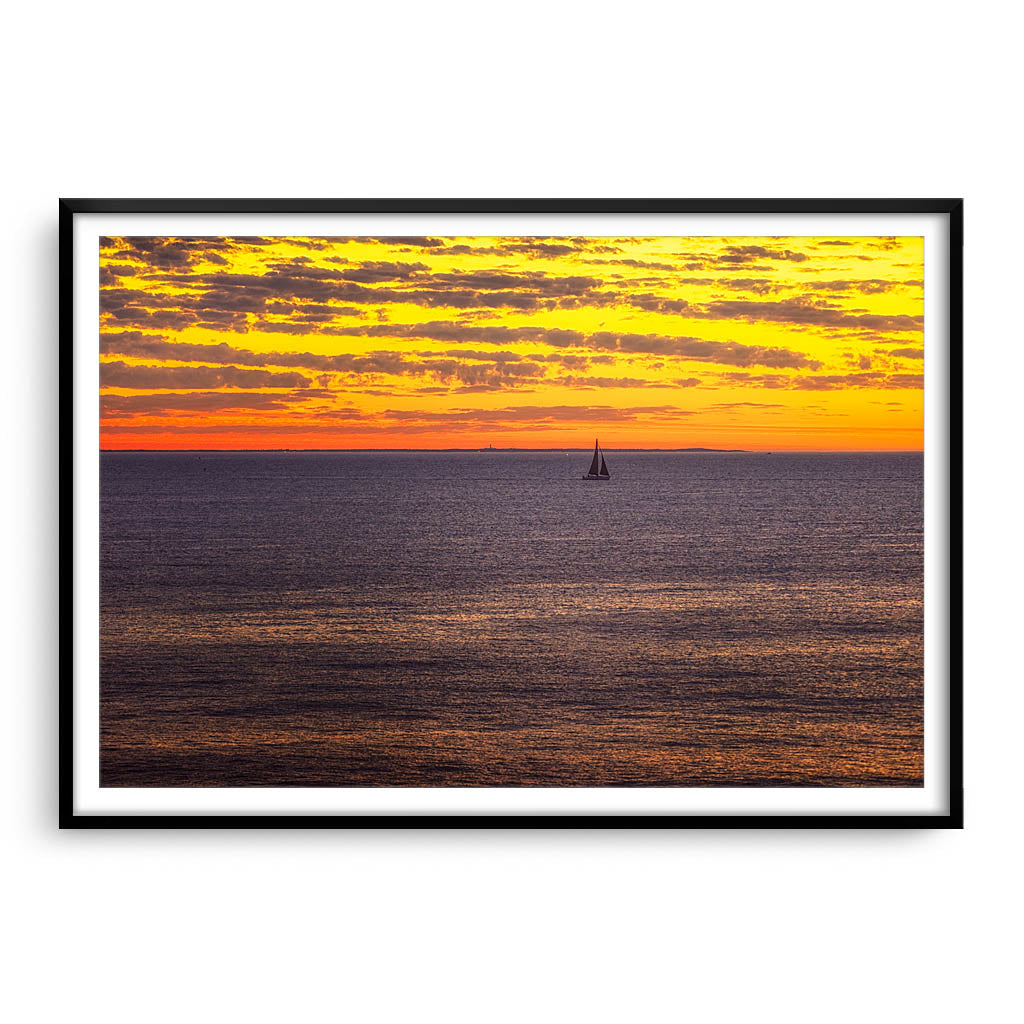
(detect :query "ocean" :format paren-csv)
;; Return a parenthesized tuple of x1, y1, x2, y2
(99, 451, 923, 787)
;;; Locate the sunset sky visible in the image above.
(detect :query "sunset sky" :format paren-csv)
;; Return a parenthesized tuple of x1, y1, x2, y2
(99, 235, 923, 450)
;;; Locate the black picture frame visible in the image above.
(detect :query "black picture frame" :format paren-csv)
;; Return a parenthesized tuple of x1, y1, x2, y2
(60, 197, 963, 829)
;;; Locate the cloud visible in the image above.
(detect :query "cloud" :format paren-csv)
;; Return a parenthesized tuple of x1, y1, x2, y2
(102, 237, 237, 270)
(802, 279, 899, 294)
(709, 402, 785, 409)
(325, 321, 821, 368)
(97, 240, 922, 430)
(100, 360, 311, 390)
(435, 348, 526, 363)
(380, 404, 693, 425)
(320, 351, 548, 391)
(584, 331, 821, 368)
(329, 260, 429, 283)
(99, 264, 139, 287)
(436, 237, 621, 259)
(100, 333, 544, 389)
(323, 321, 587, 347)
(553, 376, 678, 389)
(100, 391, 308, 417)
(102, 243, 921, 337)
(100, 285, 254, 332)
(593, 258, 679, 271)
(98, 406, 673, 438)
(526, 352, 596, 369)
(791, 372, 922, 391)
(102, 332, 282, 365)
(418, 270, 605, 296)
(716, 372, 792, 389)
(715, 245, 809, 264)
(101, 320, 821, 374)
(494, 241, 593, 257)
(685, 296, 923, 333)
(712, 277, 783, 295)
(884, 373, 924, 387)
(715, 369, 924, 391)
(366, 236, 446, 248)
(115, 261, 611, 321)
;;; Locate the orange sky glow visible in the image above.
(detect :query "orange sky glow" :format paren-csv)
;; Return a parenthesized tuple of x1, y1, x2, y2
(99, 235, 924, 450)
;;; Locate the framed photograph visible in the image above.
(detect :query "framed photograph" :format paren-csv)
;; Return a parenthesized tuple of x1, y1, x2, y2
(61, 198, 962, 827)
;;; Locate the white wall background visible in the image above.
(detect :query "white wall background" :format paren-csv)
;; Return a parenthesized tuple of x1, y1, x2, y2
(4, 2, 1017, 1021)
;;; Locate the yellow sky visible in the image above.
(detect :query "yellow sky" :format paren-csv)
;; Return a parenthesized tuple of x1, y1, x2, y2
(98, 235, 923, 450)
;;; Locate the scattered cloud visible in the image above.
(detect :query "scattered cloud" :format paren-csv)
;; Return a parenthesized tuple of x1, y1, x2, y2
(101, 322, 821, 372)
(100, 360, 311, 390)
(709, 402, 785, 410)
(802, 279, 899, 294)
(100, 391, 308, 416)
(380, 404, 693, 425)
(685, 296, 923, 333)
(97, 235, 924, 446)
(715, 244, 809, 264)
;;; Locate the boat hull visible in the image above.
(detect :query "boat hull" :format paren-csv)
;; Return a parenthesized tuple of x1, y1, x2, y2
(582, 474, 610, 480)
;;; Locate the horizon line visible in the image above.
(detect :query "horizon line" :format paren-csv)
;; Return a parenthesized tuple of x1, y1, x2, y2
(99, 446, 925, 454)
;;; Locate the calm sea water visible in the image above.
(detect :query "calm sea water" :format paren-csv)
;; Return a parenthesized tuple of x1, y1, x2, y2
(100, 451, 923, 787)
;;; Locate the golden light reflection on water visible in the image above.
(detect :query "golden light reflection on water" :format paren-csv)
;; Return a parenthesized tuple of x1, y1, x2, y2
(101, 710, 921, 787)
(100, 450, 923, 787)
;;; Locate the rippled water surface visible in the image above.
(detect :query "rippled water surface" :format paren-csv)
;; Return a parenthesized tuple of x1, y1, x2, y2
(100, 451, 923, 786)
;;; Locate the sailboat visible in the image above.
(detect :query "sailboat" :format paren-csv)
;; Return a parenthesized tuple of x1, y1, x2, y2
(582, 438, 610, 480)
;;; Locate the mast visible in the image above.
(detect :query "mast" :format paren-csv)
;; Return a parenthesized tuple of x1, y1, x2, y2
(587, 438, 601, 477)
